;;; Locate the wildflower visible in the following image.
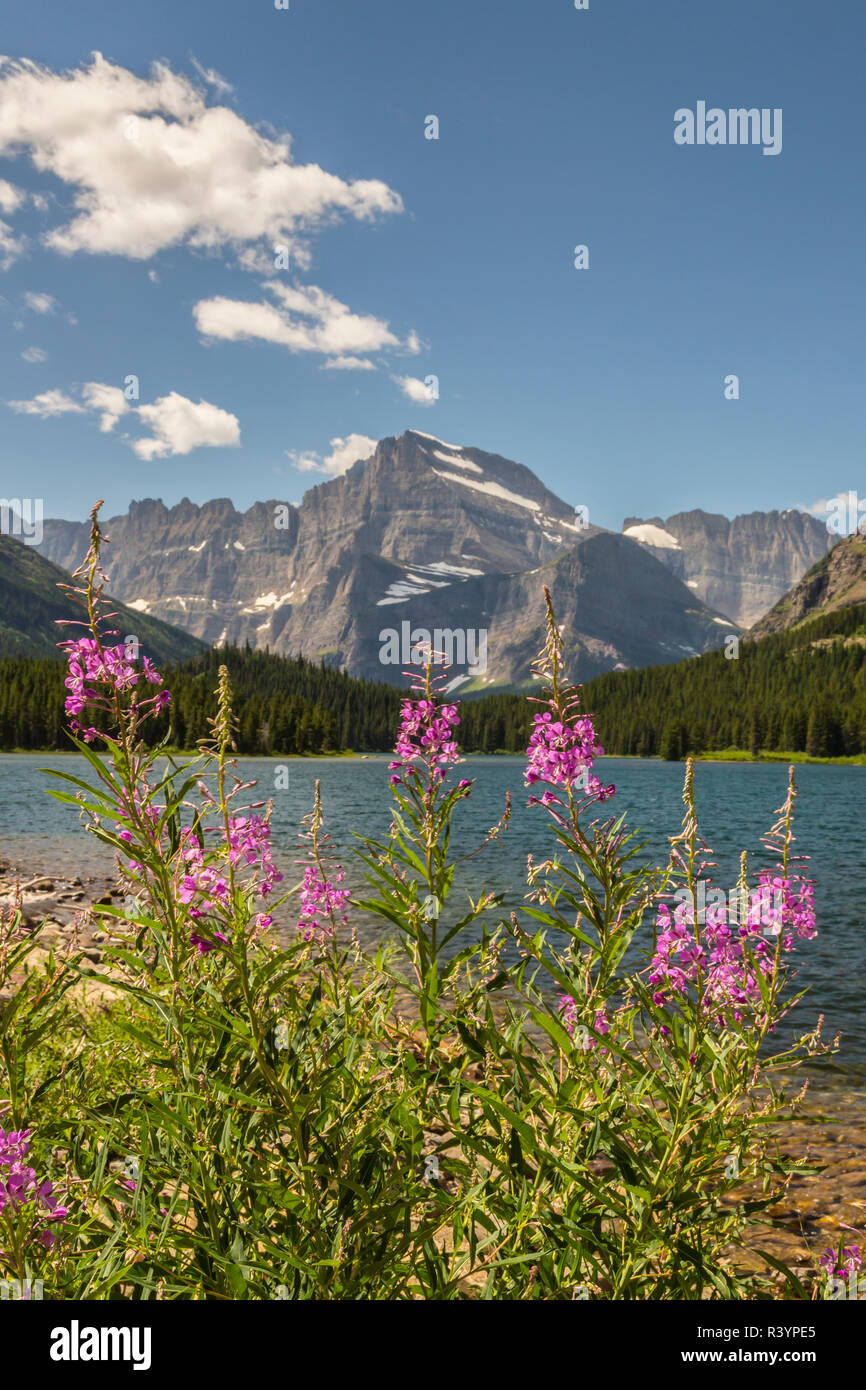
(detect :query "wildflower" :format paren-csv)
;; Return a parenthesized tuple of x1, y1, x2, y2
(524, 589, 614, 806)
(648, 885, 814, 1022)
(558, 994, 578, 1036)
(190, 930, 229, 955)
(820, 1245, 862, 1278)
(557, 996, 610, 1048)
(393, 697, 461, 777)
(295, 781, 349, 943)
(296, 864, 350, 942)
(0, 1128, 67, 1249)
(59, 634, 169, 740)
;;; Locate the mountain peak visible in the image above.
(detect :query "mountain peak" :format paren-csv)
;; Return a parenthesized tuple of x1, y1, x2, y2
(749, 533, 866, 638)
(621, 508, 834, 626)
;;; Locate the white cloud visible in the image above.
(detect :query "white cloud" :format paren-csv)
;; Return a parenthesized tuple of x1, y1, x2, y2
(0, 178, 23, 212)
(7, 380, 239, 458)
(395, 374, 437, 406)
(189, 58, 234, 99)
(287, 432, 377, 477)
(81, 380, 128, 431)
(22, 291, 57, 313)
(20, 345, 47, 363)
(0, 218, 24, 269)
(194, 279, 410, 366)
(148, 268, 159, 284)
(8, 388, 84, 416)
(132, 391, 240, 459)
(0, 53, 403, 261)
(322, 355, 377, 371)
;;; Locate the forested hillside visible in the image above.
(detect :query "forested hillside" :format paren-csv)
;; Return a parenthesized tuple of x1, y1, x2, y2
(1, 605, 864, 758)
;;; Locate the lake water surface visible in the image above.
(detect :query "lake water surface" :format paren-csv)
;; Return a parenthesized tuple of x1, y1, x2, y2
(1, 753, 863, 1079)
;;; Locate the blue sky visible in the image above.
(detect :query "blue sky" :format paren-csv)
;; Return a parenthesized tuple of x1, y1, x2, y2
(0, 0, 863, 531)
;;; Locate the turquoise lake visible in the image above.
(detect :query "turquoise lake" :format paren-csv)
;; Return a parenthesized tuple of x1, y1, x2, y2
(1, 753, 863, 1080)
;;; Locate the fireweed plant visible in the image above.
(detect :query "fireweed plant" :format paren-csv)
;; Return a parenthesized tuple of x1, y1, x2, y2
(0, 516, 842, 1299)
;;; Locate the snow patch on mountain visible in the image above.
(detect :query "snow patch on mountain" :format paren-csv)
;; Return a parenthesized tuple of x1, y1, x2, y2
(239, 591, 295, 614)
(432, 469, 541, 512)
(377, 580, 433, 606)
(623, 523, 682, 550)
(409, 429, 464, 453)
(422, 560, 485, 577)
(432, 449, 483, 474)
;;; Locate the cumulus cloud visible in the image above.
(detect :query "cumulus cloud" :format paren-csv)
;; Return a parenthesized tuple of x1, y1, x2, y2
(0, 53, 403, 262)
(132, 391, 240, 459)
(189, 57, 234, 99)
(394, 374, 437, 406)
(287, 432, 377, 477)
(8, 388, 84, 416)
(0, 219, 24, 269)
(22, 291, 57, 313)
(194, 279, 410, 368)
(322, 355, 376, 371)
(81, 380, 128, 431)
(7, 380, 240, 458)
(20, 346, 47, 363)
(0, 178, 23, 212)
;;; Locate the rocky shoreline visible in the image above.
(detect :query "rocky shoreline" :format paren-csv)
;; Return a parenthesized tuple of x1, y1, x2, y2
(0, 855, 121, 958)
(2, 857, 864, 1291)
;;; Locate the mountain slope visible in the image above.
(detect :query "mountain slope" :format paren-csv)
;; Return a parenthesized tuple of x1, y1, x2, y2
(748, 534, 866, 639)
(38, 429, 736, 687)
(621, 508, 834, 626)
(365, 528, 738, 691)
(0, 533, 206, 662)
(581, 599, 866, 759)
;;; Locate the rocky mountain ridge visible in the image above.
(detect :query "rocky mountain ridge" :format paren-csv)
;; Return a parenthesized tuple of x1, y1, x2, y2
(748, 534, 866, 638)
(621, 508, 835, 627)
(38, 430, 739, 690)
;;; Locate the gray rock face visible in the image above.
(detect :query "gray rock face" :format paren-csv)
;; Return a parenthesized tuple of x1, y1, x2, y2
(621, 509, 835, 627)
(38, 430, 737, 689)
(0, 531, 205, 662)
(748, 534, 866, 638)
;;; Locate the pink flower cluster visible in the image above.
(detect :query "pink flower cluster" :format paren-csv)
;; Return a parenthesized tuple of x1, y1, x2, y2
(746, 873, 817, 945)
(390, 698, 461, 783)
(296, 864, 350, 942)
(224, 816, 284, 897)
(115, 786, 160, 847)
(60, 635, 169, 741)
(0, 1128, 67, 1249)
(820, 1245, 862, 1278)
(558, 995, 610, 1047)
(175, 818, 283, 954)
(649, 876, 817, 1022)
(525, 711, 615, 802)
